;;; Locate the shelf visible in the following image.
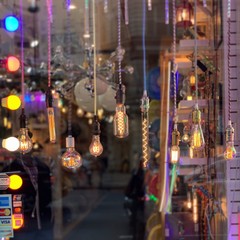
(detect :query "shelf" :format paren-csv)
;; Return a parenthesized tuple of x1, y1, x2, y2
(178, 99, 208, 109)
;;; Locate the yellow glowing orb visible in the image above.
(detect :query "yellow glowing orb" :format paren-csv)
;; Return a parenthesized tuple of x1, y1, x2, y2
(1, 95, 21, 110)
(9, 175, 23, 190)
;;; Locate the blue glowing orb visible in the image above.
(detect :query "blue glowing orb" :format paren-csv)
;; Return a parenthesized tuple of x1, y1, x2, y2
(4, 16, 19, 32)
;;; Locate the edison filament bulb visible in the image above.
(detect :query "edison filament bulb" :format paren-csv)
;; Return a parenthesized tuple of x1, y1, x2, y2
(89, 116, 103, 157)
(224, 121, 236, 160)
(61, 136, 82, 170)
(18, 109, 32, 154)
(190, 105, 205, 150)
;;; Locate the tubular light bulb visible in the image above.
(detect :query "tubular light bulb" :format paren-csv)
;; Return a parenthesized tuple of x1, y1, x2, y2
(113, 104, 129, 138)
(189, 69, 195, 87)
(224, 121, 236, 160)
(190, 105, 205, 150)
(2, 137, 20, 152)
(141, 92, 150, 168)
(187, 191, 192, 209)
(192, 191, 198, 223)
(89, 135, 103, 157)
(61, 136, 82, 170)
(47, 107, 56, 143)
(46, 88, 56, 143)
(171, 124, 180, 164)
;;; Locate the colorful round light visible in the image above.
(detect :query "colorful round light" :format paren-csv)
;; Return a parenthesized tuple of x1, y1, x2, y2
(9, 175, 23, 190)
(4, 16, 19, 32)
(1, 95, 21, 110)
(6, 56, 20, 72)
(2, 137, 20, 151)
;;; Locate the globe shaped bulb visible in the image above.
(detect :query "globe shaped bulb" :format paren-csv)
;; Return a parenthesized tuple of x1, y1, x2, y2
(2, 137, 20, 152)
(61, 136, 82, 170)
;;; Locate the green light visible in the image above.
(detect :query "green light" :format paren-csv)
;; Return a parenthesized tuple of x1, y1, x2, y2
(167, 164, 177, 213)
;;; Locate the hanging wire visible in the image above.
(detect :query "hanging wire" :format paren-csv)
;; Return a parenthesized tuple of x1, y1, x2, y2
(165, 0, 169, 24)
(172, 0, 177, 122)
(194, 0, 198, 102)
(117, 0, 122, 85)
(66, 0, 73, 135)
(46, 0, 52, 88)
(142, 0, 147, 91)
(124, 0, 129, 25)
(227, 0, 231, 121)
(84, 0, 90, 38)
(93, 0, 97, 116)
(20, 0, 25, 108)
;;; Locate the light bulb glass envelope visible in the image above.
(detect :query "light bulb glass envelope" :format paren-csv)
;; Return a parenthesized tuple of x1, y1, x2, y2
(190, 106, 205, 150)
(224, 142, 236, 160)
(89, 135, 103, 157)
(61, 136, 82, 170)
(2, 137, 20, 152)
(4, 15, 19, 32)
(171, 145, 180, 165)
(113, 104, 129, 138)
(1, 95, 21, 110)
(18, 128, 33, 154)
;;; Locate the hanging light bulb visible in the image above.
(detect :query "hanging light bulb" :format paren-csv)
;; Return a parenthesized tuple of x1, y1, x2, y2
(61, 136, 82, 170)
(182, 125, 190, 143)
(113, 85, 129, 138)
(190, 104, 205, 150)
(224, 121, 236, 160)
(171, 124, 180, 164)
(2, 137, 20, 152)
(189, 67, 196, 87)
(1, 95, 21, 110)
(187, 191, 192, 209)
(192, 190, 198, 223)
(89, 116, 103, 157)
(176, 0, 193, 28)
(18, 109, 33, 154)
(46, 87, 56, 143)
(141, 91, 150, 168)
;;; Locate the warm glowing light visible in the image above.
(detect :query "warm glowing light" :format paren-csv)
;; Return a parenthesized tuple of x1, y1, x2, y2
(187, 191, 192, 209)
(6, 56, 20, 72)
(182, 133, 190, 143)
(224, 121, 236, 160)
(171, 125, 180, 164)
(190, 105, 205, 150)
(76, 108, 84, 117)
(176, 0, 193, 28)
(2, 137, 20, 152)
(1, 95, 21, 110)
(47, 107, 56, 143)
(9, 175, 23, 190)
(171, 145, 180, 164)
(142, 118, 149, 167)
(89, 135, 103, 157)
(12, 214, 24, 230)
(187, 95, 193, 101)
(141, 92, 150, 168)
(189, 71, 195, 87)
(193, 191, 198, 223)
(61, 136, 82, 170)
(113, 104, 129, 138)
(18, 128, 33, 154)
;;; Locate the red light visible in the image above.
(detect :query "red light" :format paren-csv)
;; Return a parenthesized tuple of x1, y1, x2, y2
(6, 56, 20, 72)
